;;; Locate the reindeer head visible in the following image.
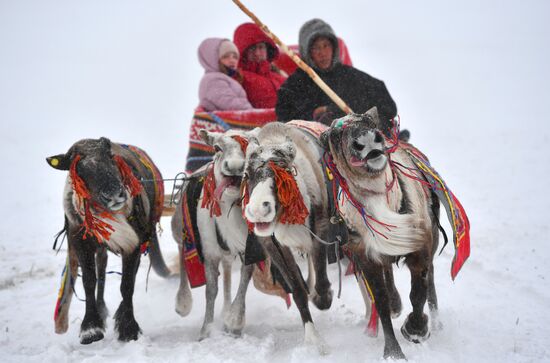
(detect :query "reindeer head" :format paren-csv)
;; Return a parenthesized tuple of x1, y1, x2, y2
(199, 129, 253, 200)
(243, 135, 308, 237)
(321, 107, 389, 177)
(47, 137, 137, 212)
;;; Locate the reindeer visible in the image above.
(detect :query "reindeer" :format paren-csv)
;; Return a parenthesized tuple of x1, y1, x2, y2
(242, 122, 335, 354)
(47, 137, 171, 344)
(172, 129, 289, 340)
(319, 108, 441, 359)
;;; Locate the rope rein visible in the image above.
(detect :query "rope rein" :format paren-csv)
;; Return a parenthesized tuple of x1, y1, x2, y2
(301, 225, 343, 299)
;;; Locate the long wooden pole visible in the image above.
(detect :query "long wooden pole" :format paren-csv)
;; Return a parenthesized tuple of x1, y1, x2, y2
(232, 0, 353, 114)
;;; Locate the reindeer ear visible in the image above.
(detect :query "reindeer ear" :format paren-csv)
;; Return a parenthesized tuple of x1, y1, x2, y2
(280, 137, 296, 163)
(246, 137, 260, 157)
(98, 137, 111, 149)
(363, 107, 381, 127)
(246, 127, 261, 139)
(199, 129, 215, 146)
(320, 130, 330, 150)
(46, 153, 71, 170)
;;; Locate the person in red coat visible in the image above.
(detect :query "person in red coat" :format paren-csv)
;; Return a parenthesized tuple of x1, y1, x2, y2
(233, 23, 287, 108)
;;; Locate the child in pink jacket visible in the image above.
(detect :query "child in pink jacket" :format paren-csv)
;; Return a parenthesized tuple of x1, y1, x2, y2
(198, 38, 253, 111)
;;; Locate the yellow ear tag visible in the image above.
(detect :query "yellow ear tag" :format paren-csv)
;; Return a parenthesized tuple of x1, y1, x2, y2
(50, 158, 59, 167)
(325, 166, 333, 181)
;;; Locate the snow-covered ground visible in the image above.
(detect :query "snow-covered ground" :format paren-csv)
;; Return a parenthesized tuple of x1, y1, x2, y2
(1, 0, 549, 362)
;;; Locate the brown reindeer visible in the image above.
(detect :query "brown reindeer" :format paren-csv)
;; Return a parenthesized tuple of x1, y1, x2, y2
(320, 108, 441, 359)
(47, 137, 171, 344)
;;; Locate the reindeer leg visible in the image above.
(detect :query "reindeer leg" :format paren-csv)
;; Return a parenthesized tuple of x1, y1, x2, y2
(95, 246, 109, 322)
(428, 212, 442, 331)
(221, 257, 232, 318)
(262, 239, 329, 355)
(427, 263, 442, 331)
(401, 251, 431, 343)
(72, 235, 105, 344)
(114, 248, 141, 342)
(427, 194, 442, 331)
(224, 262, 253, 336)
(175, 245, 193, 317)
(309, 242, 333, 311)
(354, 253, 405, 360)
(199, 257, 220, 340)
(384, 265, 402, 318)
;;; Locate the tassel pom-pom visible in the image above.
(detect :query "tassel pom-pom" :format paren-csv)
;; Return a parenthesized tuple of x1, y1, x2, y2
(269, 161, 309, 225)
(231, 135, 249, 155)
(114, 155, 143, 197)
(201, 165, 222, 217)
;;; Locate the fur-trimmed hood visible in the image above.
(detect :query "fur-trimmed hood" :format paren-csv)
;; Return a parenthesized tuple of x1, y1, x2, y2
(299, 18, 340, 69)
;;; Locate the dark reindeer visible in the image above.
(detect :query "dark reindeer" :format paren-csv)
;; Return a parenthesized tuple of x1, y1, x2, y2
(47, 137, 171, 344)
(320, 108, 441, 359)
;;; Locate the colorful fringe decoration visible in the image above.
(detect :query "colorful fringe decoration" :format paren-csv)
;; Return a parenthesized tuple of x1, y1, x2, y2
(386, 117, 470, 279)
(323, 152, 396, 239)
(201, 165, 222, 217)
(404, 148, 471, 280)
(269, 161, 309, 225)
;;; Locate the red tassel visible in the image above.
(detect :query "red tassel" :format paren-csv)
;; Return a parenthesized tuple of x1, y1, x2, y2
(114, 155, 142, 197)
(70, 155, 115, 242)
(240, 181, 254, 231)
(70, 155, 90, 202)
(269, 161, 309, 225)
(231, 135, 249, 155)
(201, 165, 221, 217)
(285, 293, 292, 309)
(366, 302, 379, 337)
(81, 201, 115, 241)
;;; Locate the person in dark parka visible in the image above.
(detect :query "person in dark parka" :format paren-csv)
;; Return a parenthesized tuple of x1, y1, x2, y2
(276, 19, 397, 133)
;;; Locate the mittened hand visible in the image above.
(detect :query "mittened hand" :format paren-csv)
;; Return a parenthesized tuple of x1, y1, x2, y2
(312, 106, 328, 120)
(313, 106, 334, 125)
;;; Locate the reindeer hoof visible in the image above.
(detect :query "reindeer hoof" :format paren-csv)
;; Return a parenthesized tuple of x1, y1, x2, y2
(383, 343, 406, 360)
(311, 288, 333, 311)
(223, 308, 245, 337)
(401, 314, 430, 343)
(223, 325, 243, 337)
(198, 324, 212, 341)
(80, 313, 105, 344)
(116, 319, 141, 342)
(114, 305, 141, 342)
(175, 288, 193, 317)
(80, 327, 105, 344)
